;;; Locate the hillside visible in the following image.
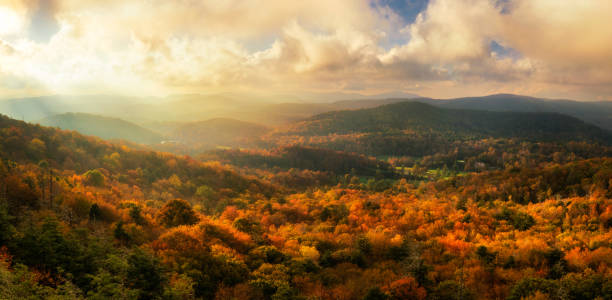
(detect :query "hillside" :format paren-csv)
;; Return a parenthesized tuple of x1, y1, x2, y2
(38, 112, 164, 144)
(170, 118, 270, 149)
(248, 94, 612, 128)
(231, 99, 415, 125)
(1, 107, 611, 299)
(0, 114, 273, 196)
(432, 94, 612, 131)
(3, 94, 612, 130)
(282, 101, 612, 144)
(200, 145, 394, 177)
(0, 95, 151, 122)
(1, 113, 612, 299)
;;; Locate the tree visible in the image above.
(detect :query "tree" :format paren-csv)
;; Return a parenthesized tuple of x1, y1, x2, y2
(129, 205, 145, 225)
(27, 138, 46, 160)
(385, 277, 426, 300)
(0, 205, 15, 247)
(114, 222, 131, 244)
(87, 255, 139, 300)
(432, 280, 475, 300)
(362, 287, 390, 300)
(476, 246, 496, 266)
(126, 248, 167, 300)
(84, 169, 105, 187)
(153, 230, 248, 299)
(89, 203, 101, 224)
(157, 199, 199, 228)
(195, 185, 215, 200)
(1, 257, 84, 299)
(507, 278, 556, 300)
(13, 218, 94, 286)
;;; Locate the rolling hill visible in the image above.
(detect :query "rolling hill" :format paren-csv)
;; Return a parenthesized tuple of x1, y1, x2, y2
(4, 93, 611, 130)
(0, 113, 275, 194)
(282, 101, 612, 144)
(170, 118, 270, 148)
(0, 95, 151, 122)
(38, 112, 163, 144)
(431, 94, 612, 131)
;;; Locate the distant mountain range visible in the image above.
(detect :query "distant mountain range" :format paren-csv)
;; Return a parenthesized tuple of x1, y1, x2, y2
(38, 112, 163, 144)
(0, 94, 417, 126)
(282, 101, 612, 145)
(37, 112, 272, 149)
(3, 93, 612, 149)
(4, 93, 609, 130)
(420, 94, 612, 132)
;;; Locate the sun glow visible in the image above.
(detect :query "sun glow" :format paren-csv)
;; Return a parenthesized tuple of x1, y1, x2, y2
(0, 6, 24, 35)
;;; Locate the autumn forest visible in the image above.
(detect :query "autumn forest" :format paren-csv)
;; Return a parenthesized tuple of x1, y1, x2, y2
(0, 93, 611, 300)
(2, 1, 612, 299)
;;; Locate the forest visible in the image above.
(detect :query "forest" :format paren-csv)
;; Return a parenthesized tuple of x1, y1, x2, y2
(1, 98, 612, 300)
(2, 0, 612, 298)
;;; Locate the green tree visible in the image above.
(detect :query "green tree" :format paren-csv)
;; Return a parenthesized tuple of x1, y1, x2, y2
(87, 255, 139, 300)
(157, 199, 199, 228)
(89, 203, 101, 223)
(114, 222, 131, 244)
(1, 260, 84, 299)
(507, 277, 556, 300)
(128, 205, 145, 225)
(363, 287, 390, 300)
(84, 169, 105, 187)
(14, 218, 96, 288)
(0, 205, 15, 247)
(126, 248, 167, 300)
(195, 185, 215, 200)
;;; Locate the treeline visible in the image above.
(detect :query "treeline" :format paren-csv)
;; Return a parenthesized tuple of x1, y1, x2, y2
(269, 132, 612, 174)
(435, 157, 612, 204)
(200, 146, 395, 178)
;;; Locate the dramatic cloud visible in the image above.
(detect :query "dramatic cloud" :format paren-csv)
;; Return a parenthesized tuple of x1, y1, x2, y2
(0, 0, 611, 100)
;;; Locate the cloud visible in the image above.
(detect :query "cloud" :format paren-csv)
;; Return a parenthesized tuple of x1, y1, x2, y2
(0, 1, 29, 36)
(500, 0, 612, 91)
(0, 0, 611, 100)
(504, 1, 612, 67)
(377, 0, 612, 98)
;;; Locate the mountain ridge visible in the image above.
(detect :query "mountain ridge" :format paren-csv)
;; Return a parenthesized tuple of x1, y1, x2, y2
(38, 112, 163, 145)
(2, 93, 612, 129)
(282, 101, 612, 145)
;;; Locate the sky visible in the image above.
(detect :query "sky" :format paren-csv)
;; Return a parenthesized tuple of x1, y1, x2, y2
(0, 0, 611, 101)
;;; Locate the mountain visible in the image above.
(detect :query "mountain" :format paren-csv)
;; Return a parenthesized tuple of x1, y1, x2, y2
(0, 94, 262, 124)
(4, 93, 612, 130)
(170, 118, 270, 149)
(403, 94, 612, 131)
(38, 112, 163, 144)
(294, 90, 420, 102)
(0, 94, 355, 126)
(282, 101, 612, 144)
(0, 95, 152, 122)
(0, 113, 275, 194)
(205, 94, 612, 128)
(231, 98, 416, 125)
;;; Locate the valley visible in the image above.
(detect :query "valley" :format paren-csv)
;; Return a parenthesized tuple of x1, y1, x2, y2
(0, 94, 611, 299)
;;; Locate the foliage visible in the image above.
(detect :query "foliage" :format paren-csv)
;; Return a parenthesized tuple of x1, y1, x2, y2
(0, 113, 611, 299)
(157, 199, 200, 228)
